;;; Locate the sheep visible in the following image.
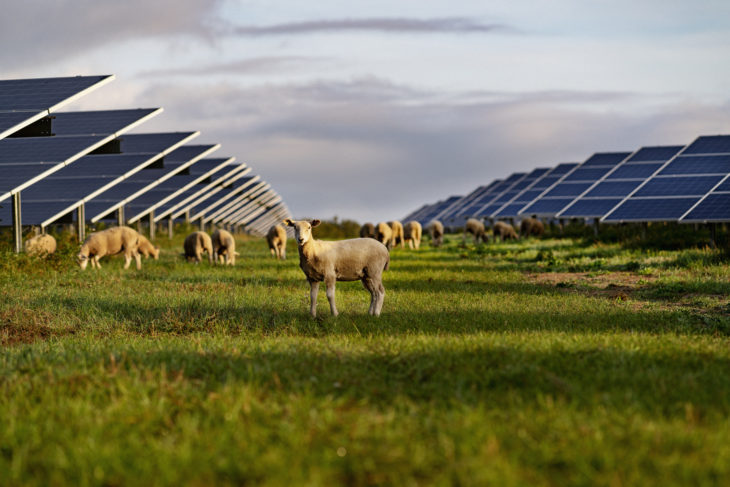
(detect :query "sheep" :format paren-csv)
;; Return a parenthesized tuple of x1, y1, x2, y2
(77, 226, 141, 270)
(389, 220, 405, 249)
(183, 231, 214, 264)
(211, 228, 238, 265)
(137, 235, 159, 260)
(493, 221, 519, 241)
(359, 222, 376, 239)
(24, 234, 56, 256)
(403, 221, 423, 250)
(464, 218, 487, 244)
(428, 220, 444, 247)
(285, 218, 390, 317)
(266, 224, 287, 260)
(376, 222, 393, 250)
(520, 217, 545, 237)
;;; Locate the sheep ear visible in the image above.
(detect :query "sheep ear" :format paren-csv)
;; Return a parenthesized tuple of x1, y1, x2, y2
(311, 219, 321, 227)
(284, 219, 294, 227)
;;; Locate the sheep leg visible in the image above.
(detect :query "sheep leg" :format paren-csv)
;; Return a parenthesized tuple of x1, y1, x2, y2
(309, 280, 319, 317)
(134, 251, 142, 270)
(374, 281, 385, 316)
(325, 276, 338, 317)
(362, 278, 377, 315)
(123, 254, 132, 269)
(281, 246, 286, 260)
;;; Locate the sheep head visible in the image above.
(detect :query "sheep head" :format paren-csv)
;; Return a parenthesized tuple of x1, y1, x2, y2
(77, 252, 89, 270)
(284, 219, 321, 246)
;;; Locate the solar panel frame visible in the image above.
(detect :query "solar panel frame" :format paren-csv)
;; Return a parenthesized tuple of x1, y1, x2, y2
(189, 179, 264, 222)
(206, 183, 271, 224)
(234, 195, 283, 226)
(228, 192, 281, 225)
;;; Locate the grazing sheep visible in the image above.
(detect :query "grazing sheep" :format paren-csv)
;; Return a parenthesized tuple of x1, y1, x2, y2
(428, 220, 444, 247)
(376, 222, 393, 250)
(211, 229, 238, 265)
(464, 218, 487, 244)
(493, 221, 519, 241)
(403, 221, 423, 250)
(285, 218, 390, 317)
(137, 235, 159, 260)
(359, 222, 376, 239)
(389, 220, 405, 249)
(183, 231, 213, 264)
(266, 224, 287, 260)
(521, 217, 545, 237)
(77, 226, 141, 270)
(24, 234, 57, 256)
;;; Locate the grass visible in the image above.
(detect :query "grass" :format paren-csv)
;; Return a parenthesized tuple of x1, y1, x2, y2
(2, 231, 730, 486)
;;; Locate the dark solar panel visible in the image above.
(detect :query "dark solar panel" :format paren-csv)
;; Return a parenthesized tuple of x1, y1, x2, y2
(0, 135, 105, 164)
(581, 152, 631, 166)
(522, 198, 575, 214)
(166, 145, 217, 162)
(658, 155, 730, 175)
(682, 135, 730, 155)
(0, 75, 111, 110)
(563, 167, 613, 182)
(635, 176, 722, 197)
(682, 194, 730, 221)
(120, 133, 197, 153)
(604, 197, 700, 221)
(583, 180, 643, 198)
(51, 109, 158, 136)
(558, 198, 623, 217)
(627, 146, 684, 162)
(543, 182, 593, 197)
(605, 163, 663, 179)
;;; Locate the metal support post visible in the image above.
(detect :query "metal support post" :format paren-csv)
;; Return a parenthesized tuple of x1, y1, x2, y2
(149, 211, 155, 240)
(77, 203, 86, 243)
(117, 206, 125, 227)
(168, 218, 173, 239)
(12, 192, 22, 253)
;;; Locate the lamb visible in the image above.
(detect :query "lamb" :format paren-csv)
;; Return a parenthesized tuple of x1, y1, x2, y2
(376, 222, 393, 250)
(24, 234, 57, 256)
(285, 218, 390, 317)
(266, 224, 287, 260)
(211, 228, 238, 265)
(520, 217, 545, 237)
(493, 221, 519, 241)
(403, 221, 423, 250)
(183, 231, 214, 264)
(428, 220, 444, 247)
(464, 218, 487, 244)
(389, 220, 405, 249)
(359, 222, 376, 239)
(77, 226, 141, 270)
(137, 235, 159, 260)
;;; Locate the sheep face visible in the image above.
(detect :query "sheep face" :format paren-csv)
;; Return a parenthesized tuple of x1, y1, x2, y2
(284, 219, 321, 246)
(77, 252, 90, 270)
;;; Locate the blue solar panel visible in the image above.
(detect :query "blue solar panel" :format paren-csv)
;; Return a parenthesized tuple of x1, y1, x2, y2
(166, 145, 217, 162)
(120, 133, 196, 153)
(543, 182, 593, 197)
(51, 109, 158, 136)
(522, 198, 575, 214)
(635, 176, 722, 197)
(682, 135, 730, 155)
(712, 179, 730, 192)
(563, 167, 613, 182)
(0, 135, 104, 164)
(606, 163, 663, 179)
(681, 193, 730, 221)
(514, 189, 544, 202)
(658, 155, 730, 175)
(604, 197, 700, 221)
(581, 152, 631, 166)
(559, 198, 623, 217)
(0, 75, 111, 111)
(493, 203, 525, 217)
(548, 163, 580, 176)
(627, 146, 683, 162)
(583, 180, 643, 197)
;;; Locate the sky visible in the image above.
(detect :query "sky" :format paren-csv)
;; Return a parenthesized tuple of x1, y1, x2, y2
(3, 0, 730, 222)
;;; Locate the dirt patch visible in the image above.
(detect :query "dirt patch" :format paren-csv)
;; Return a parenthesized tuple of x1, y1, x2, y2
(525, 271, 660, 303)
(0, 307, 75, 346)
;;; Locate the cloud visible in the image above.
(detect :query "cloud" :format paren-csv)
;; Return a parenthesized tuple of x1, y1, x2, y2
(229, 17, 514, 36)
(0, 0, 223, 71)
(117, 78, 730, 222)
(138, 56, 329, 78)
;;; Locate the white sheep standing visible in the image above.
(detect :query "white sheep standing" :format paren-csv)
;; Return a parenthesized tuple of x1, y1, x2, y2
(464, 218, 487, 244)
(77, 226, 142, 270)
(266, 224, 287, 260)
(428, 220, 444, 247)
(24, 234, 57, 256)
(389, 220, 405, 249)
(211, 228, 238, 265)
(375, 222, 393, 250)
(285, 218, 390, 317)
(137, 235, 160, 259)
(403, 221, 423, 250)
(183, 231, 214, 264)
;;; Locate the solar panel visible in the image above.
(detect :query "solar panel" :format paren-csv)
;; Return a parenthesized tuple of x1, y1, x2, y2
(86, 144, 219, 223)
(188, 177, 262, 221)
(416, 195, 463, 225)
(521, 152, 631, 218)
(436, 182, 501, 223)
(203, 183, 271, 224)
(604, 136, 730, 223)
(51, 109, 160, 136)
(0, 75, 114, 140)
(678, 135, 730, 223)
(0, 132, 197, 227)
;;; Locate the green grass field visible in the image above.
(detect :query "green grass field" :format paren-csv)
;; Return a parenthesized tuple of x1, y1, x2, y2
(2, 230, 730, 486)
